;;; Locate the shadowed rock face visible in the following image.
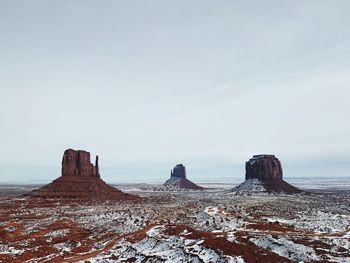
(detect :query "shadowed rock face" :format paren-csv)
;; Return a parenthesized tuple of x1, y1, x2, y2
(171, 164, 186, 178)
(245, 155, 283, 181)
(165, 164, 203, 190)
(62, 149, 100, 177)
(28, 149, 138, 200)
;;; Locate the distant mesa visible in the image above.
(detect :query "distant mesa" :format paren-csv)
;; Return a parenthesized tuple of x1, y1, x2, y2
(234, 155, 301, 194)
(28, 149, 139, 200)
(164, 164, 204, 190)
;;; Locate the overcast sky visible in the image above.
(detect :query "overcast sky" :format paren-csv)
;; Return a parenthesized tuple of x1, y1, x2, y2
(1, 1, 349, 183)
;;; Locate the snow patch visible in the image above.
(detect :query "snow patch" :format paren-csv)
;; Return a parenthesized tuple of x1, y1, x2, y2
(251, 234, 319, 261)
(205, 206, 227, 216)
(146, 225, 165, 237)
(233, 179, 266, 193)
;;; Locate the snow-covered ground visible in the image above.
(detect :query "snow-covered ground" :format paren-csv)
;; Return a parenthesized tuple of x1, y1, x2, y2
(0, 185, 349, 262)
(251, 234, 318, 262)
(86, 225, 246, 263)
(232, 179, 266, 193)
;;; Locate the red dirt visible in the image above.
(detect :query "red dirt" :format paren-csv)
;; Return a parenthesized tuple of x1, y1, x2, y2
(247, 222, 298, 233)
(164, 225, 292, 263)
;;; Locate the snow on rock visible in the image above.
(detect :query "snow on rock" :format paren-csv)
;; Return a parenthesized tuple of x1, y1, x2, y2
(250, 234, 319, 262)
(53, 242, 72, 253)
(205, 206, 227, 216)
(296, 211, 350, 233)
(184, 242, 220, 262)
(330, 236, 350, 253)
(233, 179, 266, 193)
(180, 229, 192, 236)
(146, 225, 165, 237)
(195, 207, 243, 233)
(85, 228, 246, 263)
(261, 216, 295, 225)
(0, 244, 24, 255)
(226, 256, 245, 263)
(163, 176, 182, 187)
(45, 228, 70, 239)
(227, 231, 237, 243)
(344, 231, 350, 238)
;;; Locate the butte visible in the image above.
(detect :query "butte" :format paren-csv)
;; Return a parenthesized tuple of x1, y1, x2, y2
(164, 164, 204, 190)
(28, 149, 139, 200)
(234, 154, 301, 194)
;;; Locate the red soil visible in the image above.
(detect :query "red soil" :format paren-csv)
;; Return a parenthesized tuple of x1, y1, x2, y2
(27, 176, 139, 201)
(247, 222, 298, 233)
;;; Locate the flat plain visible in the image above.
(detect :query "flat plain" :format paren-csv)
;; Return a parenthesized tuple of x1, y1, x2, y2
(0, 184, 349, 263)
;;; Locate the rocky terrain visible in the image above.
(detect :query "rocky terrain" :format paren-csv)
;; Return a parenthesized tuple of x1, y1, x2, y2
(164, 164, 204, 190)
(27, 149, 138, 200)
(235, 155, 301, 194)
(0, 154, 348, 262)
(0, 186, 349, 262)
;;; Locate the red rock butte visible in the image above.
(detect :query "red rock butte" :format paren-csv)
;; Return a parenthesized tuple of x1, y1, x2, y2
(28, 149, 139, 200)
(237, 154, 301, 194)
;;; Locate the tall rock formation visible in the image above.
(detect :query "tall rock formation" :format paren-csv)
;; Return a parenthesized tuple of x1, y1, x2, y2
(171, 164, 186, 178)
(164, 164, 203, 190)
(245, 155, 283, 181)
(28, 149, 138, 200)
(235, 155, 301, 194)
(61, 149, 100, 177)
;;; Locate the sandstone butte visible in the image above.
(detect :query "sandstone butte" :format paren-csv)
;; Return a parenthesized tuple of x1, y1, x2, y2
(164, 164, 204, 190)
(243, 154, 301, 193)
(28, 149, 139, 200)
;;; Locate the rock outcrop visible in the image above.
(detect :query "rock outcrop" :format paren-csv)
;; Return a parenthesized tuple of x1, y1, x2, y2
(171, 164, 186, 178)
(164, 164, 203, 190)
(61, 149, 100, 177)
(28, 149, 138, 200)
(235, 155, 301, 194)
(245, 155, 282, 181)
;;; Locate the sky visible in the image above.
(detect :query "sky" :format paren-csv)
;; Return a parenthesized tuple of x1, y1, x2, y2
(0, 1, 350, 184)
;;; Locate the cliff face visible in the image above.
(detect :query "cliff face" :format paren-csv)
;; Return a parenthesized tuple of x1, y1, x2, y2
(245, 155, 282, 181)
(171, 164, 186, 178)
(61, 149, 100, 177)
(28, 149, 138, 200)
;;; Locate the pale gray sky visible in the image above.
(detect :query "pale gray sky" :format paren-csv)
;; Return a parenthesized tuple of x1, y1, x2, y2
(1, 1, 349, 183)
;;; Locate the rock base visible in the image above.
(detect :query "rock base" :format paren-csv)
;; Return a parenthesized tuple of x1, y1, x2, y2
(164, 177, 204, 190)
(28, 176, 139, 200)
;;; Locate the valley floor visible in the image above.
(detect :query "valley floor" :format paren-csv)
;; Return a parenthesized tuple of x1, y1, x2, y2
(0, 186, 349, 262)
